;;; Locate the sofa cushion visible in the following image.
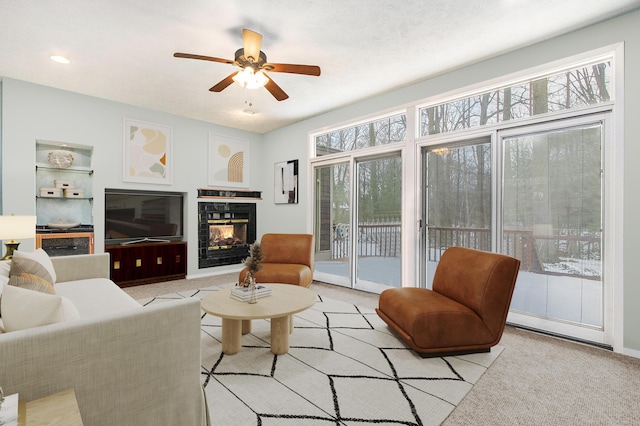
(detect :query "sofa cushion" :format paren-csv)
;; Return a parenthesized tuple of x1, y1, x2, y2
(0, 284, 79, 332)
(377, 287, 495, 350)
(251, 263, 314, 287)
(260, 233, 314, 267)
(9, 272, 56, 294)
(9, 249, 57, 285)
(55, 278, 141, 318)
(0, 260, 10, 286)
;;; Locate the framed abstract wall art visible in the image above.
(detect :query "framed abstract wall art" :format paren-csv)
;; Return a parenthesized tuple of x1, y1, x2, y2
(274, 159, 298, 204)
(208, 133, 250, 188)
(123, 118, 172, 184)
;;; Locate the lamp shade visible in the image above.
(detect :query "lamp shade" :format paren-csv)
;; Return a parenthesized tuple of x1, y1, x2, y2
(0, 215, 37, 240)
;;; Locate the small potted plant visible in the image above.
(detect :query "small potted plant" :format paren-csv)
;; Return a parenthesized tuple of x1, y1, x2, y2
(242, 242, 264, 303)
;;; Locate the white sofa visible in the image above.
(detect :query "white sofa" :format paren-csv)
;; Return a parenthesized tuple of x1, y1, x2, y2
(0, 253, 209, 426)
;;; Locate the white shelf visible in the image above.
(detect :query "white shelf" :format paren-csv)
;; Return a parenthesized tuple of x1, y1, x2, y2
(36, 164, 94, 174)
(36, 140, 94, 229)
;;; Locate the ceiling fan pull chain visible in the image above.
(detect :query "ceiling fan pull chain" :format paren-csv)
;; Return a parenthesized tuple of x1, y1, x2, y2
(243, 90, 255, 115)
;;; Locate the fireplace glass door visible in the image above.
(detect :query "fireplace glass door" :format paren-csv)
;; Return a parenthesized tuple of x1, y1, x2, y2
(208, 219, 248, 250)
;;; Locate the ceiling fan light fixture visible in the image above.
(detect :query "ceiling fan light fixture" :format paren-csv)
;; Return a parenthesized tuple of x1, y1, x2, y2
(232, 67, 269, 89)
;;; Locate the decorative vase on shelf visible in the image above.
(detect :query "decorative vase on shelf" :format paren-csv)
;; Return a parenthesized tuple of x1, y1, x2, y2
(47, 150, 74, 168)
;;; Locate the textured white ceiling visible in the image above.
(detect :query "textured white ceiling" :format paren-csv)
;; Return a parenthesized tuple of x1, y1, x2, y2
(1, 0, 639, 133)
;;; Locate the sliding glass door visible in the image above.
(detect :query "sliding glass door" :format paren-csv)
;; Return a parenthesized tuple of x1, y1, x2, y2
(421, 117, 608, 344)
(501, 119, 605, 339)
(422, 136, 492, 288)
(313, 162, 351, 287)
(313, 153, 402, 291)
(355, 155, 402, 291)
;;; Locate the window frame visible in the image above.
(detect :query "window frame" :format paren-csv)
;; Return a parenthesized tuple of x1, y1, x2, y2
(307, 43, 624, 351)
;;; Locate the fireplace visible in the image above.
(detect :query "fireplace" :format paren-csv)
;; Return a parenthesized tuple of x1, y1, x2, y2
(209, 221, 247, 248)
(198, 202, 256, 268)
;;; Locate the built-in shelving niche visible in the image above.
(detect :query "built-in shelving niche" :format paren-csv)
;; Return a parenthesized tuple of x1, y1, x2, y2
(35, 140, 94, 255)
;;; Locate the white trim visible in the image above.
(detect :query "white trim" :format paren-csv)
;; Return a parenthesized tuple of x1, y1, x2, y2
(508, 312, 608, 346)
(305, 130, 315, 235)
(309, 141, 406, 165)
(403, 106, 418, 288)
(186, 266, 243, 280)
(623, 347, 640, 359)
(610, 42, 625, 353)
(414, 43, 621, 112)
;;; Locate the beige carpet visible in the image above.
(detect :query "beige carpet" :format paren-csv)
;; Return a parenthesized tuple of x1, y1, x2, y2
(124, 275, 640, 425)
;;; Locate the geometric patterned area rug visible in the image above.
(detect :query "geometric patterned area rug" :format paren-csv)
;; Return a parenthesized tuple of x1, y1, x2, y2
(140, 286, 503, 426)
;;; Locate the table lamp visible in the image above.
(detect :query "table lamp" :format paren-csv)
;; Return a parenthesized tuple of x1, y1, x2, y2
(0, 214, 37, 260)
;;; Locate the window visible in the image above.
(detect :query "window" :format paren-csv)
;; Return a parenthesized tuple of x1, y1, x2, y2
(310, 47, 620, 348)
(314, 113, 406, 156)
(419, 60, 612, 136)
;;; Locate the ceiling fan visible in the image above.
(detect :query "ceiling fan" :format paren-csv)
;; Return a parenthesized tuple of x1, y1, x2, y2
(174, 29, 321, 101)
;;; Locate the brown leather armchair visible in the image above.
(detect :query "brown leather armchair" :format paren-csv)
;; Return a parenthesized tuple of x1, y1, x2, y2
(239, 233, 314, 287)
(376, 246, 520, 357)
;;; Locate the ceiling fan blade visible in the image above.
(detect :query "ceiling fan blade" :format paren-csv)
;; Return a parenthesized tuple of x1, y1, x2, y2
(242, 29, 262, 61)
(209, 72, 240, 92)
(264, 77, 289, 101)
(267, 63, 321, 76)
(174, 52, 234, 65)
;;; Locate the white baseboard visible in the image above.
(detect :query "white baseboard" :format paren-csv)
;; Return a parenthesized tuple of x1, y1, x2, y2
(187, 267, 242, 280)
(623, 347, 640, 359)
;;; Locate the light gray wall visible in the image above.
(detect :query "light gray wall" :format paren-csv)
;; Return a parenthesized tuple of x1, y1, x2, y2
(260, 10, 640, 353)
(0, 78, 263, 277)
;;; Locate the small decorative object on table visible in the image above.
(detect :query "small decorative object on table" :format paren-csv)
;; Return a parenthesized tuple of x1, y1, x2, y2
(230, 284, 272, 302)
(238, 242, 264, 303)
(0, 385, 20, 426)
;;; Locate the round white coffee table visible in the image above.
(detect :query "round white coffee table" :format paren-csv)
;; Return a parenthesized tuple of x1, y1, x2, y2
(201, 284, 316, 355)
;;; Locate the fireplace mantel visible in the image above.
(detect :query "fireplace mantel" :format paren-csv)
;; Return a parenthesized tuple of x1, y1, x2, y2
(197, 188, 262, 200)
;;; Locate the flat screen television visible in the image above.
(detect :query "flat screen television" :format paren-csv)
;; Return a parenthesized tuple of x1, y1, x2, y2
(105, 189, 184, 245)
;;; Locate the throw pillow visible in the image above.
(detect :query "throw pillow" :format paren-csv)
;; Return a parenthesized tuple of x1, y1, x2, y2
(0, 282, 4, 318)
(9, 248, 57, 286)
(0, 260, 10, 286)
(0, 262, 9, 317)
(0, 284, 79, 332)
(9, 272, 56, 294)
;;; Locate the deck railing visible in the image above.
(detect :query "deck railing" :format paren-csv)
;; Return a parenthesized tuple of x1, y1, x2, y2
(332, 223, 401, 259)
(331, 223, 601, 279)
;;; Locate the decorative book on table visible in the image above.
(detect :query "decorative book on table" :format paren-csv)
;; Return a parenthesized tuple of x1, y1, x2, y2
(231, 285, 272, 301)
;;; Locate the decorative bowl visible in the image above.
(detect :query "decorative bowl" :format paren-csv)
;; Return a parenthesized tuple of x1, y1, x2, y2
(47, 150, 74, 168)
